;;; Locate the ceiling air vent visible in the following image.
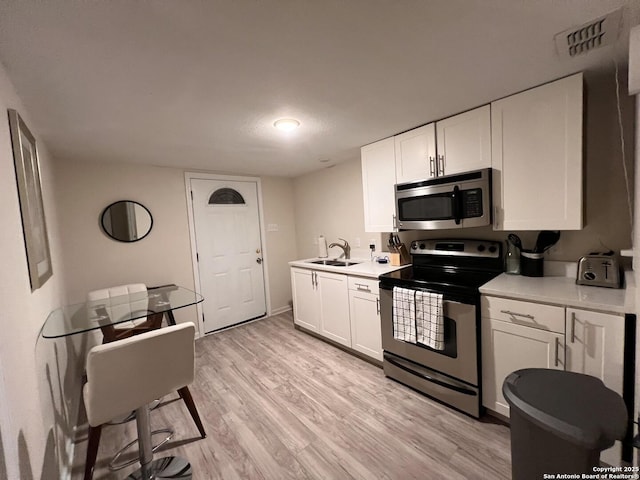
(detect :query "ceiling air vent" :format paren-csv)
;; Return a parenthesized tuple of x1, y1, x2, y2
(554, 8, 622, 58)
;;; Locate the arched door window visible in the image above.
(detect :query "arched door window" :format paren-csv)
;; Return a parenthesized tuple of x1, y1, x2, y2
(208, 188, 245, 205)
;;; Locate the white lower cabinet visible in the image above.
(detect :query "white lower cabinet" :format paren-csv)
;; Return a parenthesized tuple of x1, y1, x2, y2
(348, 277, 382, 361)
(291, 267, 350, 347)
(565, 308, 624, 394)
(482, 296, 626, 465)
(290, 268, 320, 332)
(291, 268, 383, 361)
(317, 271, 351, 347)
(566, 308, 625, 466)
(482, 318, 564, 417)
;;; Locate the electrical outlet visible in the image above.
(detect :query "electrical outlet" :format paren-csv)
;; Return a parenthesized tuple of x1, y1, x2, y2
(354, 237, 361, 247)
(369, 238, 378, 251)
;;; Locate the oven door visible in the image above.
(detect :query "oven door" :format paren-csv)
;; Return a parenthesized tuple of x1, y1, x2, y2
(379, 286, 478, 386)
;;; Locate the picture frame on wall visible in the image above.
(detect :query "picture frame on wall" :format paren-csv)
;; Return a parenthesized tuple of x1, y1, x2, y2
(8, 109, 53, 291)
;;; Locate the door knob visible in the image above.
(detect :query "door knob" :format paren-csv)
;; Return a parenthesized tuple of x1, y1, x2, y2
(256, 258, 263, 264)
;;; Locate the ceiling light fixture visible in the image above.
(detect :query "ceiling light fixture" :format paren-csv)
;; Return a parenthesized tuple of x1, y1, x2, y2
(273, 118, 300, 132)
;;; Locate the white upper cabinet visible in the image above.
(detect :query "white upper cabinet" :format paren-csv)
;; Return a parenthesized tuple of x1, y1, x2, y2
(394, 106, 491, 184)
(394, 123, 436, 183)
(491, 73, 583, 230)
(361, 137, 397, 232)
(435, 105, 491, 176)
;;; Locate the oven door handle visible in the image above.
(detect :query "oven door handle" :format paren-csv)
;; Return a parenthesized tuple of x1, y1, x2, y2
(452, 185, 462, 225)
(384, 355, 477, 396)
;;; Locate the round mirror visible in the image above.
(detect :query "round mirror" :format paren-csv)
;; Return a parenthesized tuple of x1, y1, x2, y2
(101, 200, 153, 242)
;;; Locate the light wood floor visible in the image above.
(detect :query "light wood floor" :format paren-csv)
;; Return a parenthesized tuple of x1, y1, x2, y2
(71, 312, 511, 479)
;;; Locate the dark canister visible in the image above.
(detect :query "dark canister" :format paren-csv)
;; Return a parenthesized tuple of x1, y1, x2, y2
(520, 251, 544, 277)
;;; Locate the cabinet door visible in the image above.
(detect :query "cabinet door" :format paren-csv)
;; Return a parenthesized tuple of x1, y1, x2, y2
(565, 308, 624, 394)
(491, 73, 583, 230)
(317, 271, 351, 347)
(435, 105, 491, 176)
(349, 290, 382, 361)
(394, 123, 436, 183)
(290, 268, 319, 332)
(482, 317, 565, 417)
(565, 308, 625, 466)
(361, 137, 396, 232)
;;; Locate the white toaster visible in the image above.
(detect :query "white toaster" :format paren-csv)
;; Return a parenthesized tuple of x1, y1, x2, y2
(576, 254, 622, 289)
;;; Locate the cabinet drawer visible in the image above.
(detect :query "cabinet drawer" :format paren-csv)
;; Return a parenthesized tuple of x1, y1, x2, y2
(481, 296, 564, 333)
(347, 276, 379, 295)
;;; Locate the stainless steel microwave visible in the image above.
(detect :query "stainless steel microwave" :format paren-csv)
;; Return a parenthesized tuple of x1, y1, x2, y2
(395, 168, 492, 230)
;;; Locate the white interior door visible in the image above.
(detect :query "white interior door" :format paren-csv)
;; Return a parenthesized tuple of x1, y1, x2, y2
(190, 178, 267, 333)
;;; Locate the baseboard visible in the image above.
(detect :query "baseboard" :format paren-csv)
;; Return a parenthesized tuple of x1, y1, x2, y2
(270, 305, 292, 316)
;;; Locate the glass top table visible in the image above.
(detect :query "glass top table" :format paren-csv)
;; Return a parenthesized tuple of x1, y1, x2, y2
(42, 285, 204, 339)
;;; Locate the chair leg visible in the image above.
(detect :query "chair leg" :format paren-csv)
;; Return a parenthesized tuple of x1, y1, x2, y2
(178, 386, 206, 438)
(84, 424, 102, 480)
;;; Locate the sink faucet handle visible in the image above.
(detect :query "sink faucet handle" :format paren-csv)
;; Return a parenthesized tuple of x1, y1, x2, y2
(338, 237, 349, 245)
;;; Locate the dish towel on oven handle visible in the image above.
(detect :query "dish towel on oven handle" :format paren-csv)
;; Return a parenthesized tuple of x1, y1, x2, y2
(392, 287, 416, 343)
(416, 290, 445, 350)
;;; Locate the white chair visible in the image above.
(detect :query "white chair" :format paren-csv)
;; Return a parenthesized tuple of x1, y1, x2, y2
(87, 283, 149, 335)
(87, 283, 161, 443)
(83, 322, 196, 480)
(83, 284, 206, 479)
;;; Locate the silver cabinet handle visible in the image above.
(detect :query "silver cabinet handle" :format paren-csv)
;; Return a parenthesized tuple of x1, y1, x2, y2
(376, 297, 380, 315)
(570, 312, 576, 343)
(312, 271, 317, 288)
(500, 309, 535, 320)
(355, 284, 371, 292)
(437, 154, 445, 176)
(392, 214, 397, 230)
(554, 337, 560, 367)
(429, 156, 435, 177)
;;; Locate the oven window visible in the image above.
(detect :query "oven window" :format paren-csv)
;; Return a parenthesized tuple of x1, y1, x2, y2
(398, 193, 454, 221)
(391, 308, 458, 359)
(418, 315, 457, 358)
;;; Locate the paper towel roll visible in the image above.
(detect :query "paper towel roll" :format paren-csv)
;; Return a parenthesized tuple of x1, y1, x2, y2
(318, 235, 328, 258)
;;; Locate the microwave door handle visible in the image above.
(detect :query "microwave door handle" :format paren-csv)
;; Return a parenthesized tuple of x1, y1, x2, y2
(452, 185, 462, 225)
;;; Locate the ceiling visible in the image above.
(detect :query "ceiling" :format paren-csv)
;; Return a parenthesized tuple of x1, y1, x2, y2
(0, 0, 638, 177)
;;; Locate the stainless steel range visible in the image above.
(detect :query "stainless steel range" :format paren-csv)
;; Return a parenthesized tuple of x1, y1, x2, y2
(379, 239, 503, 418)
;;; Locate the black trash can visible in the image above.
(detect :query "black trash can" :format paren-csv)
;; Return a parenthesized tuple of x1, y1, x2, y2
(502, 368, 627, 480)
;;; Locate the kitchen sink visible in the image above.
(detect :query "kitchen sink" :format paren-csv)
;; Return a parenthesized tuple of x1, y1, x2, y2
(308, 259, 361, 267)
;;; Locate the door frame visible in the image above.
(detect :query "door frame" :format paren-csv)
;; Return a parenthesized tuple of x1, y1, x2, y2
(184, 171, 271, 337)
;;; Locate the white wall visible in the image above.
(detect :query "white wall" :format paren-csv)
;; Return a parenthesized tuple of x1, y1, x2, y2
(261, 176, 299, 313)
(293, 158, 383, 260)
(0, 61, 74, 478)
(53, 160, 298, 324)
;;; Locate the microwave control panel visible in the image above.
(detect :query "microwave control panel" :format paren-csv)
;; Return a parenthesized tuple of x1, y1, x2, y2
(461, 188, 483, 218)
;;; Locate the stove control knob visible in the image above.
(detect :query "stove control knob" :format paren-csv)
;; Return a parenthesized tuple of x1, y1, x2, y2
(419, 243, 426, 250)
(477, 245, 486, 252)
(488, 245, 497, 253)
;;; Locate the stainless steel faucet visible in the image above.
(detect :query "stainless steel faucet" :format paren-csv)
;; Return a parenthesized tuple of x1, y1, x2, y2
(328, 238, 351, 259)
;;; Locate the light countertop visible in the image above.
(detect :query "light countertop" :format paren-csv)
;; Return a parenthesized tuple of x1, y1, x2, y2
(480, 272, 635, 315)
(289, 257, 409, 278)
